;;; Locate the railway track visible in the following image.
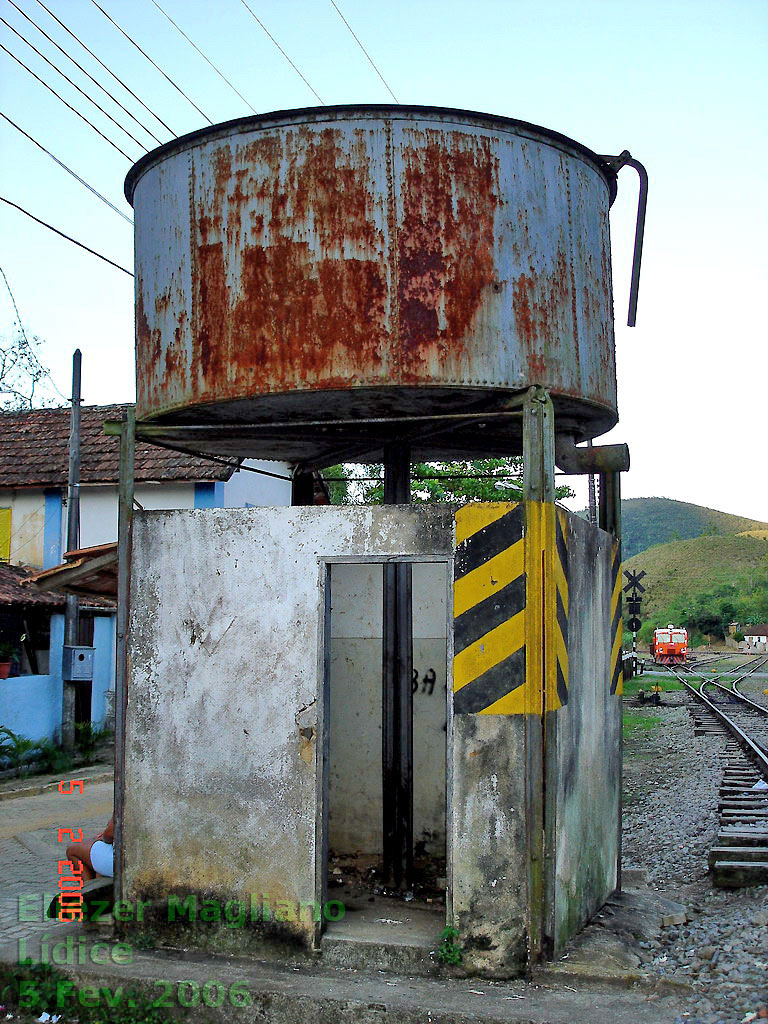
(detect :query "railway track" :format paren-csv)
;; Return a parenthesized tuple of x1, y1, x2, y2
(672, 658, 768, 888)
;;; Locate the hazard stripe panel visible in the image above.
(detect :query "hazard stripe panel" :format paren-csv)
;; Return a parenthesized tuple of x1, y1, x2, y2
(554, 509, 569, 709)
(610, 544, 623, 695)
(453, 503, 525, 714)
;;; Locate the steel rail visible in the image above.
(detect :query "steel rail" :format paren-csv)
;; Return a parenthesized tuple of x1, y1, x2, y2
(732, 672, 768, 713)
(710, 679, 768, 717)
(674, 672, 768, 777)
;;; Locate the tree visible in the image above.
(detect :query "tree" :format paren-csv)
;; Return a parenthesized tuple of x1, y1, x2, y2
(323, 457, 574, 505)
(0, 329, 58, 411)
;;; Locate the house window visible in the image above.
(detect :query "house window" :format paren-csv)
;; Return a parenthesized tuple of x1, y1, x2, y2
(0, 508, 10, 562)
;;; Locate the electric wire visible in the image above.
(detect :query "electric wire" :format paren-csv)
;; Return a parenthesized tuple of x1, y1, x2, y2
(0, 197, 134, 277)
(147, 0, 257, 115)
(0, 17, 148, 152)
(0, 42, 132, 160)
(134, 435, 292, 481)
(237, 0, 324, 104)
(31, 0, 175, 136)
(6, 0, 163, 145)
(0, 262, 68, 401)
(88, 0, 212, 124)
(0, 111, 133, 225)
(328, 0, 398, 102)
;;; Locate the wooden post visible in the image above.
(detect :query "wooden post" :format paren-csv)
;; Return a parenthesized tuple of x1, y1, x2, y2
(113, 408, 135, 902)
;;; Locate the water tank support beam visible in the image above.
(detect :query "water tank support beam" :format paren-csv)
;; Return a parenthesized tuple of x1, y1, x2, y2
(598, 470, 622, 541)
(381, 443, 413, 890)
(522, 387, 555, 503)
(290, 470, 315, 506)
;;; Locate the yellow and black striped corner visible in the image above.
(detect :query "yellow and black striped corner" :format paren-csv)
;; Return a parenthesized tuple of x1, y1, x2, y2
(453, 503, 526, 714)
(610, 544, 623, 695)
(553, 509, 569, 710)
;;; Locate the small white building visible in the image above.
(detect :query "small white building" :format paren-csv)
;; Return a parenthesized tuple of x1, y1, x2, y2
(743, 625, 768, 652)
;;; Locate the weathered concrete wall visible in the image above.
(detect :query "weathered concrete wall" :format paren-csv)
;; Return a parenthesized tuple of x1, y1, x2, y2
(547, 509, 621, 951)
(449, 503, 531, 974)
(124, 506, 451, 947)
(328, 562, 448, 856)
(450, 715, 529, 972)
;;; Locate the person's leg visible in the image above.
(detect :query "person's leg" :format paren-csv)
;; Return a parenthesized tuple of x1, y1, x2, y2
(65, 840, 97, 882)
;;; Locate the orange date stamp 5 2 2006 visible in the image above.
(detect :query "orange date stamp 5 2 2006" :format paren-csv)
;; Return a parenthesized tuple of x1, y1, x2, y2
(55, 779, 86, 922)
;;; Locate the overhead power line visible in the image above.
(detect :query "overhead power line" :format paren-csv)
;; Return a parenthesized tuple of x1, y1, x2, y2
(6, 0, 162, 146)
(0, 196, 134, 277)
(328, 0, 399, 103)
(237, 0, 324, 104)
(0, 16, 148, 152)
(31, 0, 175, 136)
(147, 0, 257, 115)
(0, 42, 132, 160)
(0, 110, 133, 224)
(88, 0, 212, 124)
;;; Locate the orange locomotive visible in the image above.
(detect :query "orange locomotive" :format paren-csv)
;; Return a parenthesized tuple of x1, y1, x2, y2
(650, 624, 688, 665)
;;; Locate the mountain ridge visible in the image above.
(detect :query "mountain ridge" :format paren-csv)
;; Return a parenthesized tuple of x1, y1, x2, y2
(610, 497, 768, 560)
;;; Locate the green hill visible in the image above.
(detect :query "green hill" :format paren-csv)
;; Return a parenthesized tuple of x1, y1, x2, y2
(623, 533, 768, 641)
(620, 498, 768, 560)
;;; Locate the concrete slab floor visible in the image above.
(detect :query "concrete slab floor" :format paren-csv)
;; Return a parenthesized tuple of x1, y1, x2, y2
(324, 894, 444, 948)
(0, 940, 688, 1024)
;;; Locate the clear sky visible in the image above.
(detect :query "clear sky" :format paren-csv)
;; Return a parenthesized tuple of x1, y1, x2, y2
(1, 0, 766, 518)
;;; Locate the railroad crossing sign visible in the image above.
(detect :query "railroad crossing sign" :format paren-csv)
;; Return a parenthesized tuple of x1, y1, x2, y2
(623, 569, 646, 594)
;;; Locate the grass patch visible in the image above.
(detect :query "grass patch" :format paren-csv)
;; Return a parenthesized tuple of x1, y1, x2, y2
(623, 712, 662, 740)
(623, 673, 684, 695)
(0, 963, 194, 1024)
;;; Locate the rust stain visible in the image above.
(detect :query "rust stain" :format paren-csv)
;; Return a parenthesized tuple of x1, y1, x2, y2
(191, 128, 389, 397)
(510, 247, 574, 387)
(397, 132, 500, 380)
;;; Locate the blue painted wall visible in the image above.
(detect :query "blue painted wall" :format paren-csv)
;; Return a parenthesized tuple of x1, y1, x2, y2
(194, 482, 225, 508)
(90, 615, 115, 726)
(43, 490, 63, 569)
(0, 612, 115, 743)
(0, 614, 63, 741)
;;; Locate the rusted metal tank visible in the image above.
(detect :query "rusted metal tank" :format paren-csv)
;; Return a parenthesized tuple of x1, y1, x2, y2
(126, 105, 620, 462)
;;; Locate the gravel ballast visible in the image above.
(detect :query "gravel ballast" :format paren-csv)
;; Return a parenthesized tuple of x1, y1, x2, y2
(622, 694, 768, 1024)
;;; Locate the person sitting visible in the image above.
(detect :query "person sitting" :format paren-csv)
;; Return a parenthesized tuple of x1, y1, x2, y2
(65, 814, 114, 880)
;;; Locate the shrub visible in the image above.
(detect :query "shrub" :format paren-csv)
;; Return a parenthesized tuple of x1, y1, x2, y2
(0, 727, 37, 777)
(36, 738, 74, 775)
(436, 925, 463, 965)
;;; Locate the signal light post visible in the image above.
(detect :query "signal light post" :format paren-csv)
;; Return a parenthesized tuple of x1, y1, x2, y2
(623, 569, 646, 677)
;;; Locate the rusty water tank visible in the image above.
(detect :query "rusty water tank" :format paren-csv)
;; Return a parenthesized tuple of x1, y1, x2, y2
(126, 105, 620, 462)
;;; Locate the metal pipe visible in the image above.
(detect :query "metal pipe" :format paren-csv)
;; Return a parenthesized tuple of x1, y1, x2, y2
(625, 158, 648, 328)
(555, 433, 629, 475)
(599, 150, 648, 327)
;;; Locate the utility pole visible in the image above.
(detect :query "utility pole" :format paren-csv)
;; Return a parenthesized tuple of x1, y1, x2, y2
(61, 349, 81, 752)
